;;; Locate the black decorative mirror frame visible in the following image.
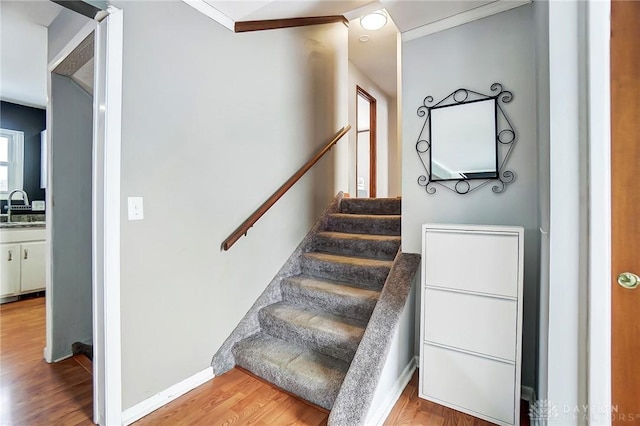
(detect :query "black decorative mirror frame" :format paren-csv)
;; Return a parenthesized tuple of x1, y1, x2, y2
(415, 83, 516, 195)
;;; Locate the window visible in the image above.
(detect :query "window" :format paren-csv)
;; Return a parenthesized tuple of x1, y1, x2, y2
(0, 128, 24, 199)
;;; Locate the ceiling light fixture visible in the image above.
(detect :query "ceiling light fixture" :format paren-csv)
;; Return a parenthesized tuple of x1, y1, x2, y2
(359, 35, 370, 42)
(360, 10, 387, 31)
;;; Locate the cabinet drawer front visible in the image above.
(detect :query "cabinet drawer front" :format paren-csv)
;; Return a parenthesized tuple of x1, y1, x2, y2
(423, 288, 517, 360)
(421, 344, 515, 425)
(424, 230, 519, 297)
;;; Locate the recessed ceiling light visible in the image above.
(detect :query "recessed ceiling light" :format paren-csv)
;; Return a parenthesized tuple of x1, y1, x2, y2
(360, 10, 387, 31)
(359, 35, 370, 42)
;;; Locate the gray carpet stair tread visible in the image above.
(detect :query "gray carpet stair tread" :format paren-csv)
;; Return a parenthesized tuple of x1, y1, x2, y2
(303, 252, 394, 268)
(340, 198, 401, 215)
(316, 231, 401, 243)
(301, 252, 393, 289)
(259, 301, 366, 362)
(326, 213, 401, 236)
(233, 333, 348, 410)
(313, 231, 400, 260)
(329, 213, 401, 221)
(282, 275, 380, 321)
(226, 195, 404, 414)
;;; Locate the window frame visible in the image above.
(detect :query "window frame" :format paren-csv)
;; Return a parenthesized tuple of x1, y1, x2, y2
(0, 128, 25, 200)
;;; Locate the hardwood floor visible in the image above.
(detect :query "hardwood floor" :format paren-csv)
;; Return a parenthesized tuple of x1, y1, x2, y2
(1, 298, 530, 425)
(0, 297, 93, 425)
(139, 368, 530, 426)
(135, 367, 329, 426)
(384, 372, 530, 426)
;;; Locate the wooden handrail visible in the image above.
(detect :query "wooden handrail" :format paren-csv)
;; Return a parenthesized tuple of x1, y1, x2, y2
(222, 125, 351, 251)
(234, 16, 349, 33)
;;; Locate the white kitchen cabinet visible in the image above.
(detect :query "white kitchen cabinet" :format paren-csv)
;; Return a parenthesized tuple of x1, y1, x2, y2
(0, 244, 21, 297)
(20, 241, 46, 292)
(420, 224, 524, 426)
(0, 228, 47, 298)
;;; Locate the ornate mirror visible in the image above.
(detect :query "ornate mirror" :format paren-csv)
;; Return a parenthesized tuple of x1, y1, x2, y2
(415, 83, 516, 195)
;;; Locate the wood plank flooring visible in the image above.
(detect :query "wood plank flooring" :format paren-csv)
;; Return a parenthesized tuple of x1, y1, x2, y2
(0, 297, 93, 425)
(1, 298, 530, 425)
(385, 373, 489, 426)
(134, 367, 329, 426)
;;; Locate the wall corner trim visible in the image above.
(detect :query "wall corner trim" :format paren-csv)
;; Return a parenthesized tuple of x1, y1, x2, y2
(181, 0, 235, 31)
(401, 0, 531, 42)
(121, 367, 215, 425)
(366, 356, 418, 425)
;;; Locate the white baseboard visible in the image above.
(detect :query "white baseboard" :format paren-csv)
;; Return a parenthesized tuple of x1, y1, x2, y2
(121, 367, 215, 425)
(53, 353, 73, 363)
(366, 356, 418, 426)
(521, 385, 536, 402)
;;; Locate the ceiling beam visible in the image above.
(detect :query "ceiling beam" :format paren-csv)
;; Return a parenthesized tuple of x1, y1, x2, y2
(234, 15, 348, 33)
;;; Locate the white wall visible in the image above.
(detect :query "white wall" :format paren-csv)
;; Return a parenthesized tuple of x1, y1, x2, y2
(388, 95, 401, 196)
(49, 73, 93, 360)
(401, 4, 541, 390)
(535, 0, 551, 401)
(348, 61, 396, 198)
(0, 11, 47, 108)
(47, 9, 93, 64)
(546, 1, 589, 422)
(112, 1, 348, 409)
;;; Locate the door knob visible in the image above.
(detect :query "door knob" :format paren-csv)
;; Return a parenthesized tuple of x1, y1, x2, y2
(618, 272, 640, 289)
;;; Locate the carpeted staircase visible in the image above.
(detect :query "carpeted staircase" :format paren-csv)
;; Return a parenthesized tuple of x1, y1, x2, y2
(231, 197, 401, 411)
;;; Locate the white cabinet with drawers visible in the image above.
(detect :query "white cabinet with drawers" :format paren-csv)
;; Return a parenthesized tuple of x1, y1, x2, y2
(419, 224, 524, 426)
(0, 228, 47, 298)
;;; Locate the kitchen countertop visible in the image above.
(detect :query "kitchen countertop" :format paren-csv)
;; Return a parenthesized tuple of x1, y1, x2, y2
(0, 222, 46, 229)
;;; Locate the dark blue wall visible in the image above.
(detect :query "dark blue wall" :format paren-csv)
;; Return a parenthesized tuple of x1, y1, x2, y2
(0, 101, 46, 211)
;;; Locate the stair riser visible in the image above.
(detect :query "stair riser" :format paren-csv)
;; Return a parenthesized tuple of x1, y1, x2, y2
(258, 309, 359, 363)
(233, 358, 337, 410)
(340, 199, 401, 215)
(312, 234, 399, 260)
(300, 257, 389, 290)
(281, 280, 377, 322)
(232, 338, 343, 410)
(327, 216, 401, 236)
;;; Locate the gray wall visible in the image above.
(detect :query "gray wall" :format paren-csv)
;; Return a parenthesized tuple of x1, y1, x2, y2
(50, 73, 93, 360)
(113, 1, 349, 409)
(401, 4, 542, 390)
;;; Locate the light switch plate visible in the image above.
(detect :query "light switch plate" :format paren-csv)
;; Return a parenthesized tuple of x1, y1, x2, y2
(32, 200, 45, 211)
(127, 197, 144, 220)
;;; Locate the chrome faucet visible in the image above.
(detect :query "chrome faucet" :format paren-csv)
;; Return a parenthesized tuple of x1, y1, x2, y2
(7, 189, 30, 222)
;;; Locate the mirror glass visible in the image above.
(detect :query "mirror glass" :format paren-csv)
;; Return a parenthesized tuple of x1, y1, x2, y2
(430, 99, 497, 181)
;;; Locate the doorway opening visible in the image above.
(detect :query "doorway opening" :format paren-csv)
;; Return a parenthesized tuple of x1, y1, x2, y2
(356, 86, 377, 198)
(0, 1, 122, 422)
(49, 28, 95, 370)
(45, 6, 124, 423)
